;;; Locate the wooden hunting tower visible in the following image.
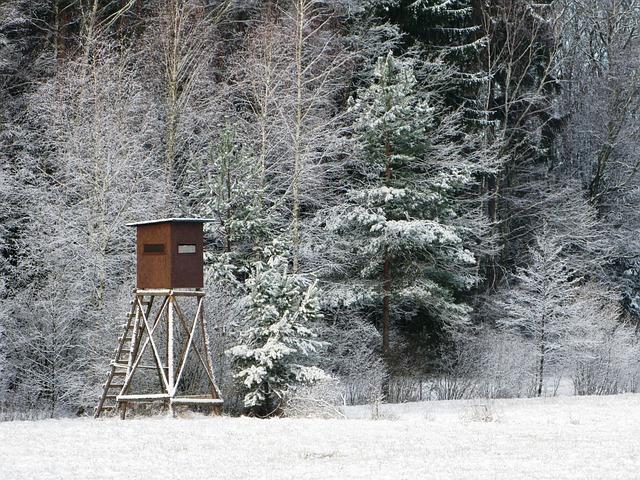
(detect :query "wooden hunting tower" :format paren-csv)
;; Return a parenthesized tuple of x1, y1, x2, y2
(94, 218, 222, 419)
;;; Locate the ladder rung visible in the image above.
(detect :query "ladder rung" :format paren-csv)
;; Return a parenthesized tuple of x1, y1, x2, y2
(111, 362, 129, 369)
(103, 382, 125, 389)
(112, 371, 127, 376)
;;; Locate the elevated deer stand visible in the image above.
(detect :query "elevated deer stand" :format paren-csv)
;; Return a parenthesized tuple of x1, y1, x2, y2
(95, 219, 222, 418)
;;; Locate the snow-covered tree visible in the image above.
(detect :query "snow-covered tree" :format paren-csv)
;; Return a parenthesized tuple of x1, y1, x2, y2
(496, 229, 581, 397)
(140, 0, 229, 209)
(186, 125, 274, 397)
(328, 52, 480, 360)
(227, 247, 326, 416)
(226, 3, 350, 273)
(188, 125, 270, 272)
(565, 282, 640, 396)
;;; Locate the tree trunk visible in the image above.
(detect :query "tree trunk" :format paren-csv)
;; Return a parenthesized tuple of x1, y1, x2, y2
(382, 253, 391, 356)
(55, 1, 71, 65)
(164, 0, 181, 209)
(537, 316, 546, 397)
(537, 346, 545, 397)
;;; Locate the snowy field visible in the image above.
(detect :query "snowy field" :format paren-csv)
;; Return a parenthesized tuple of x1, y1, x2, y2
(1, 394, 640, 480)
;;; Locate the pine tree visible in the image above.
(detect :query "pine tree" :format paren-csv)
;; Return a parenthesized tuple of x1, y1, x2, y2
(227, 247, 326, 416)
(329, 52, 478, 362)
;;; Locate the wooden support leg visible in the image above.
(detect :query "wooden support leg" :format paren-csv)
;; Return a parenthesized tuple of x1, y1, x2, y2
(199, 299, 221, 415)
(167, 295, 175, 417)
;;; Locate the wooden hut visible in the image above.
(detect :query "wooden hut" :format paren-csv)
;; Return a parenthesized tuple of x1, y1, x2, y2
(126, 218, 214, 289)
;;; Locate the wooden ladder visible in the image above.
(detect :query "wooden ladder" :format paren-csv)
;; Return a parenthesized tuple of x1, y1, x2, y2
(94, 294, 153, 417)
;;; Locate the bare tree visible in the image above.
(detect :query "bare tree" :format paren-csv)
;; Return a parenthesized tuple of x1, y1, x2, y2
(227, 1, 350, 271)
(142, 0, 230, 208)
(2, 42, 163, 413)
(557, 0, 640, 205)
(496, 228, 580, 397)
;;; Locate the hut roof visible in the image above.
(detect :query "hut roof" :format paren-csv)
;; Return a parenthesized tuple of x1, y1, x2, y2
(125, 218, 216, 227)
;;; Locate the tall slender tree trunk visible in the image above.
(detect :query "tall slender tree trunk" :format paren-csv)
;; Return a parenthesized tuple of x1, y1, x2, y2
(380, 129, 394, 398)
(291, 0, 305, 274)
(164, 0, 181, 209)
(55, 1, 71, 65)
(81, 0, 100, 67)
(480, 0, 502, 291)
(224, 155, 232, 253)
(381, 130, 393, 357)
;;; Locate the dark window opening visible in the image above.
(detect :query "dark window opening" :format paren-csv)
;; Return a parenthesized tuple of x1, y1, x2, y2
(178, 244, 196, 254)
(144, 244, 165, 254)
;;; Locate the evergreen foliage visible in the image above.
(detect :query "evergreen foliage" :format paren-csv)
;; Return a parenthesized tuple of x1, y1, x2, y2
(328, 52, 477, 360)
(227, 248, 326, 416)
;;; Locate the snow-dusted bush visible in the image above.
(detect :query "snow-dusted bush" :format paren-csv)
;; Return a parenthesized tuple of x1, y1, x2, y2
(460, 401, 500, 423)
(568, 284, 640, 395)
(387, 376, 428, 403)
(471, 331, 538, 399)
(429, 375, 477, 401)
(563, 282, 637, 395)
(432, 330, 536, 400)
(470, 278, 640, 399)
(572, 331, 640, 396)
(283, 377, 345, 419)
(318, 314, 387, 405)
(495, 231, 582, 397)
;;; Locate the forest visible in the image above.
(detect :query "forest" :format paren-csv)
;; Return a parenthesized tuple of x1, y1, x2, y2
(1, 0, 640, 418)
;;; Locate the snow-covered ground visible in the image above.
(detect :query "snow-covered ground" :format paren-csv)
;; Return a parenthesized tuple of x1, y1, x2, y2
(1, 393, 639, 479)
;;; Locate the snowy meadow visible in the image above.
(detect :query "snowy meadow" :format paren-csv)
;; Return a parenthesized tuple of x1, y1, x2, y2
(2, 393, 639, 480)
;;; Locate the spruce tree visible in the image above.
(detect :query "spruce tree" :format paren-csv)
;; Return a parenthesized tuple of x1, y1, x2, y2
(329, 52, 477, 362)
(227, 247, 326, 416)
